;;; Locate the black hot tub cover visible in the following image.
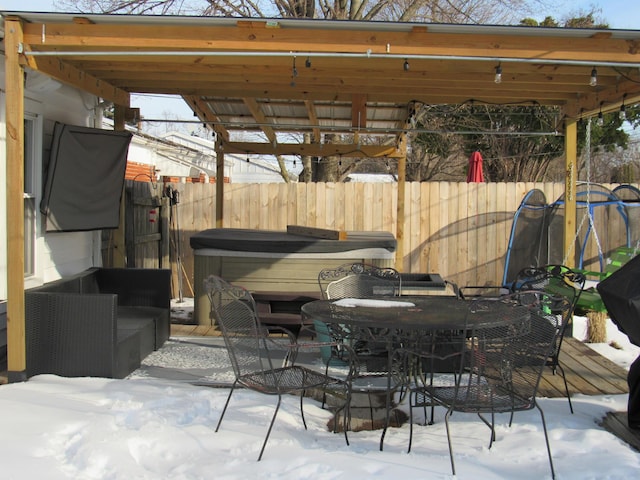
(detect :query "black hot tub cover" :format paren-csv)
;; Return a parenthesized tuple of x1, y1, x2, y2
(189, 228, 396, 254)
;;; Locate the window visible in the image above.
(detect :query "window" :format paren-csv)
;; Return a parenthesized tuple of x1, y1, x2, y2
(23, 114, 42, 280)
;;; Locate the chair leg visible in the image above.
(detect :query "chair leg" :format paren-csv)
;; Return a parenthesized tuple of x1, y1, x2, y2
(215, 383, 237, 432)
(535, 402, 556, 480)
(379, 394, 387, 451)
(477, 412, 496, 448)
(556, 363, 574, 414)
(443, 409, 457, 476)
(343, 399, 352, 439)
(299, 391, 308, 430)
(333, 397, 351, 446)
(408, 391, 415, 453)
(258, 395, 282, 461)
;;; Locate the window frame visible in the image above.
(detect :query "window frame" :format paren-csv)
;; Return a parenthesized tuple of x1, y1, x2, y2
(23, 112, 44, 288)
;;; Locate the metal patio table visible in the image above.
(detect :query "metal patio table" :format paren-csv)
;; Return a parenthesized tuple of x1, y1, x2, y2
(301, 295, 531, 449)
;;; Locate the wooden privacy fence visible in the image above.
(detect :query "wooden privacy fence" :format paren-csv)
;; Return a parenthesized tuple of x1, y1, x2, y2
(112, 181, 635, 297)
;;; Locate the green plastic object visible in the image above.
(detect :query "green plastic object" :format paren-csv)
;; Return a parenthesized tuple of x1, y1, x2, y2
(572, 247, 639, 313)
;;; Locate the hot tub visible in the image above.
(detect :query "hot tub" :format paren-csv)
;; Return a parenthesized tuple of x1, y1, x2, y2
(191, 228, 396, 325)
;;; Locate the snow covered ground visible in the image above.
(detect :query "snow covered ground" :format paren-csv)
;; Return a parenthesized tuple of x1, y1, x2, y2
(0, 300, 639, 479)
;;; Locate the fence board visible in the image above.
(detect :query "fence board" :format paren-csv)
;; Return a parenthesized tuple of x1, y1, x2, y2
(117, 181, 637, 295)
(485, 183, 498, 284)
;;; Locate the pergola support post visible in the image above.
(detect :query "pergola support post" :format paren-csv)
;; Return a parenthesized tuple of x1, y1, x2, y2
(395, 135, 407, 272)
(111, 105, 127, 268)
(215, 138, 225, 228)
(563, 119, 578, 268)
(4, 17, 27, 382)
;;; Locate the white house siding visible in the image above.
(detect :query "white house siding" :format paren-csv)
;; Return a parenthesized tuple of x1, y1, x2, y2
(1, 64, 102, 300)
(128, 137, 212, 179)
(161, 131, 291, 183)
(230, 155, 286, 183)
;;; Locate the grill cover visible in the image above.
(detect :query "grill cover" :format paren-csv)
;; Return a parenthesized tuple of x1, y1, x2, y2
(597, 253, 640, 428)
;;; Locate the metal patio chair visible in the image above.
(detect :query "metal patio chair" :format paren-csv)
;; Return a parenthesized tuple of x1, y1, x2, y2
(403, 326, 469, 452)
(315, 263, 405, 435)
(316, 262, 402, 359)
(204, 275, 353, 461)
(318, 262, 402, 300)
(419, 291, 559, 479)
(513, 264, 585, 413)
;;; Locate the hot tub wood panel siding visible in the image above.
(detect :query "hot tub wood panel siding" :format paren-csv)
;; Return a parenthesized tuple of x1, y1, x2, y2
(194, 255, 394, 325)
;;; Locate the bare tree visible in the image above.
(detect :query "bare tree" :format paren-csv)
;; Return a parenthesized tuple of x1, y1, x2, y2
(55, 1, 542, 23)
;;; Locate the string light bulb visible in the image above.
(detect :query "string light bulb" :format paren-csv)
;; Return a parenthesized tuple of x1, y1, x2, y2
(590, 67, 598, 87)
(403, 59, 410, 71)
(305, 57, 311, 68)
(494, 63, 502, 84)
(620, 94, 627, 120)
(597, 102, 605, 127)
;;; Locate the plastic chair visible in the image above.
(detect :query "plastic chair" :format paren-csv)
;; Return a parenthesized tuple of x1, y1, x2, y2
(419, 291, 559, 479)
(204, 275, 353, 461)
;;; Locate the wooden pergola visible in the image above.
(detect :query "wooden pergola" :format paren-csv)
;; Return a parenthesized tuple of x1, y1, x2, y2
(4, 12, 640, 380)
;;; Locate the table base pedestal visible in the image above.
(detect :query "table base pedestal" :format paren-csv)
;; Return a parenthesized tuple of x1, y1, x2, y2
(326, 391, 407, 432)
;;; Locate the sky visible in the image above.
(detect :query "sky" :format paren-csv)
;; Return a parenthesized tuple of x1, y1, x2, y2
(2, 0, 637, 28)
(0, 311, 639, 479)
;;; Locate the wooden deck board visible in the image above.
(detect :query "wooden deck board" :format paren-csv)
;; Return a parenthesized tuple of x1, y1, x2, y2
(600, 412, 640, 452)
(536, 337, 638, 452)
(538, 337, 629, 398)
(171, 324, 221, 337)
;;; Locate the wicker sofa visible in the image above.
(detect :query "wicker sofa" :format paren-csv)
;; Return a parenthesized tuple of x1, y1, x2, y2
(25, 267, 171, 379)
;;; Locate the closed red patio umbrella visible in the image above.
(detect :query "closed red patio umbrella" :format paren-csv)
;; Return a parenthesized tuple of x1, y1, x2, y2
(466, 150, 484, 183)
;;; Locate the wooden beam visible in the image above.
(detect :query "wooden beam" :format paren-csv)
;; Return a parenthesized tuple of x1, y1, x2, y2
(564, 81, 640, 118)
(21, 22, 640, 64)
(287, 225, 347, 240)
(4, 17, 27, 382)
(352, 94, 367, 129)
(243, 97, 276, 144)
(182, 95, 230, 142)
(71, 55, 630, 82)
(564, 119, 578, 269)
(223, 141, 404, 158)
(24, 55, 130, 106)
(103, 72, 596, 97)
(304, 100, 321, 143)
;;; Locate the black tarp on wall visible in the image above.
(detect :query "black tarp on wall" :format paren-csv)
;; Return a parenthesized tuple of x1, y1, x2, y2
(40, 122, 132, 232)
